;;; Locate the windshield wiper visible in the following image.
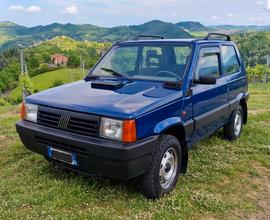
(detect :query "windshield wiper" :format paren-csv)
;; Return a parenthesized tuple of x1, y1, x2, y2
(101, 67, 131, 81)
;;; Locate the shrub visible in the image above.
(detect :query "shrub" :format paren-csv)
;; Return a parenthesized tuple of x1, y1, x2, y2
(0, 98, 9, 106)
(51, 80, 63, 88)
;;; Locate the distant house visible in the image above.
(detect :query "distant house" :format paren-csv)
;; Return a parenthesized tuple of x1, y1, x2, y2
(51, 54, 68, 66)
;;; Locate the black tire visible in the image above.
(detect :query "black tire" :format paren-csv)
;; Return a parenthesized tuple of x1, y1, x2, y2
(223, 105, 243, 141)
(140, 135, 182, 199)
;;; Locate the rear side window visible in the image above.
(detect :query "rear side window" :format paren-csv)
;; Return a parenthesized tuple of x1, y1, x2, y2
(195, 48, 221, 80)
(221, 45, 240, 75)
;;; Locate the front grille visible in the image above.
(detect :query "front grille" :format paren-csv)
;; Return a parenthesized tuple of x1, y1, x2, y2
(37, 106, 100, 137)
(35, 136, 88, 156)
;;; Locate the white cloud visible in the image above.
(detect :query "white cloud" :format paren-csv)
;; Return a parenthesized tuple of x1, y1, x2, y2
(256, 0, 264, 5)
(8, 5, 42, 13)
(267, 0, 270, 10)
(228, 13, 233, 17)
(25, 6, 42, 13)
(211, 15, 218, 20)
(62, 5, 79, 15)
(8, 5, 24, 12)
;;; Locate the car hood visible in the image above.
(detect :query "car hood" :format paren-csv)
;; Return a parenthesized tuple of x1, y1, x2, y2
(26, 80, 183, 119)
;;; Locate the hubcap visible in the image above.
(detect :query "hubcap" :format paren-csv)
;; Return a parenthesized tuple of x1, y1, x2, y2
(159, 148, 178, 189)
(234, 111, 242, 136)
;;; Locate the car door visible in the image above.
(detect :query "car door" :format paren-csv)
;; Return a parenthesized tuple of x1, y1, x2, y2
(190, 46, 230, 144)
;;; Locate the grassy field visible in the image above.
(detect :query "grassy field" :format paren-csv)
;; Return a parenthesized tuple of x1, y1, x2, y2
(0, 85, 269, 219)
(9, 68, 84, 102)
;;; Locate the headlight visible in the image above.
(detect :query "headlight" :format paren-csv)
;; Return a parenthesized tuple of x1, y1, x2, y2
(100, 117, 123, 140)
(100, 117, 137, 142)
(21, 103, 38, 123)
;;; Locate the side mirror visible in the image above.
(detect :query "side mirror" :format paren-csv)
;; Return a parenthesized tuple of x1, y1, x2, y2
(194, 75, 217, 85)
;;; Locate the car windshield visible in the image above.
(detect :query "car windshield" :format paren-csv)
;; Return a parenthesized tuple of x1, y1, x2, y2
(91, 43, 192, 82)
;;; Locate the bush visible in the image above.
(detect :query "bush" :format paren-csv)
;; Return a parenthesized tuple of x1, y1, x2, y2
(0, 98, 9, 106)
(31, 64, 58, 77)
(51, 80, 63, 88)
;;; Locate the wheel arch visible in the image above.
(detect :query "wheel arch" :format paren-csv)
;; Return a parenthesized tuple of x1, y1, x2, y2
(154, 119, 189, 174)
(240, 98, 248, 124)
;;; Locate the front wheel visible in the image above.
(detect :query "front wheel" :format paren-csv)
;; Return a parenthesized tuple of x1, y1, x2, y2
(223, 105, 243, 141)
(140, 135, 182, 199)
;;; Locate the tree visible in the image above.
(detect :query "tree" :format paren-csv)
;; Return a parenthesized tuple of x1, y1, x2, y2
(246, 64, 270, 82)
(67, 54, 80, 67)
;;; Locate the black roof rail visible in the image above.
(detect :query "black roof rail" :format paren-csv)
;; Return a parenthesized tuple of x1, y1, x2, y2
(205, 32, 231, 41)
(133, 35, 165, 40)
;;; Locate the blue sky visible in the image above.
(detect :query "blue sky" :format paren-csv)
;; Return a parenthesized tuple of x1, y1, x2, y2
(1, 0, 270, 27)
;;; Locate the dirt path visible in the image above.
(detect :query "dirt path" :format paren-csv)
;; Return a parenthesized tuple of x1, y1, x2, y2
(248, 109, 270, 115)
(249, 166, 270, 220)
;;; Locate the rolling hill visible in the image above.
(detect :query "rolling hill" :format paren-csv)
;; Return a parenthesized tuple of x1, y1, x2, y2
(0, 20, 195, 52)
(175, 21, 212, 32)
(2, 19, 270, 52)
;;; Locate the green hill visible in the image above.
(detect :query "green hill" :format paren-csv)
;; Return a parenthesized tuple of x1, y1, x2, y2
(175, 21, 212, 32)
(0, 21, 25, 45)
(0, 20, 193, 52)
(9, 68, 84, 102)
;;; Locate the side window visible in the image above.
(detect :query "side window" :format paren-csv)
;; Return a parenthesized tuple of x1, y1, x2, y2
(221, 45, 240, 75)
(195, 48, 221, 80)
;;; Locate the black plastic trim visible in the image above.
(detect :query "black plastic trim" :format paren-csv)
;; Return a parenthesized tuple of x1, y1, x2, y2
(194, 103, 230, 130)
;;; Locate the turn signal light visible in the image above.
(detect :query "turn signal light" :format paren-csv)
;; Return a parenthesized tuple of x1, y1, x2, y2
(122, 119, 137, 143)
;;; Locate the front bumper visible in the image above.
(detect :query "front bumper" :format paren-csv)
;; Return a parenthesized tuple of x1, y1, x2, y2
(16, 120, 157, 180)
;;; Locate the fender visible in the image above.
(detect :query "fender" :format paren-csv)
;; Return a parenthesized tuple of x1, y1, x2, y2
(154, 117, 182, 134)
(229, 91, 249, 112)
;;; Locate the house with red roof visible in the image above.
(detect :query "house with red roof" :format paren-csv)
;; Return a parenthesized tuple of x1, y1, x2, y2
(51, 54, 68, 66)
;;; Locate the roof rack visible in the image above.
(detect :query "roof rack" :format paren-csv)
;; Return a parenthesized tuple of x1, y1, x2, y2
(205, 33, 231, 41)
(133, 35, 165, 40)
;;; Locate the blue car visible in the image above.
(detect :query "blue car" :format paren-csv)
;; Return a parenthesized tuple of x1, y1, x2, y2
(16, 33, 249, 199)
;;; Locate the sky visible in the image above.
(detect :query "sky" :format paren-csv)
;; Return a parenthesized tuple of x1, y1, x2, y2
(1, 0, 270, 27)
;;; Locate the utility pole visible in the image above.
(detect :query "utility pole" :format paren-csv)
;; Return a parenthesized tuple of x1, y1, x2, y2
(19, 45, 24, 75)
(80, 55, 82, 71)
(18, 44, 26, 102)
(82, 59, 85, 77)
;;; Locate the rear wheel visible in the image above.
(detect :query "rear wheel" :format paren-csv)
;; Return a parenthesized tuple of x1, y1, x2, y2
(223, 105, 243, 141)
(140, 135, 182, 199)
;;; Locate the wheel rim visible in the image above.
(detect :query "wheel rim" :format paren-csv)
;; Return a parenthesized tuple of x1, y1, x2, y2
(159, 148, 178, 189)
(234, 111, 242, 136)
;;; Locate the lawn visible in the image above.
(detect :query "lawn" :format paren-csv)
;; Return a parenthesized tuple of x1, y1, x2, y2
(9, 68, 84, 102)
(0, 85, 269, 220)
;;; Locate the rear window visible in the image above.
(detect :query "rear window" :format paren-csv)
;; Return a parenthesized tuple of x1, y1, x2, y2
(221, 45, 240, 75)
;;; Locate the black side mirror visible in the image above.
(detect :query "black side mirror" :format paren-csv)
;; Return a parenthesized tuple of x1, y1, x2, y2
(194, 75, 217, 85)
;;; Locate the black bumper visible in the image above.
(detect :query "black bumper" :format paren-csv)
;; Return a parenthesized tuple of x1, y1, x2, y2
(16, 120, 157, 180)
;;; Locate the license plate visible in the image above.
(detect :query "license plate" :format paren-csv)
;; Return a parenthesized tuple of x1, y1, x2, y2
(47, 146, 78, 166)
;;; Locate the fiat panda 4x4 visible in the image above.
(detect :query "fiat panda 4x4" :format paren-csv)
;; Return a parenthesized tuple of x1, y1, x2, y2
(16, 33, 248, 199)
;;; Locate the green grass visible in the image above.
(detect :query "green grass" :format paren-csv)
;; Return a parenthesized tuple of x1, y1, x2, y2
(0, 85, 269, 219)
(9, 68, 84, 102)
